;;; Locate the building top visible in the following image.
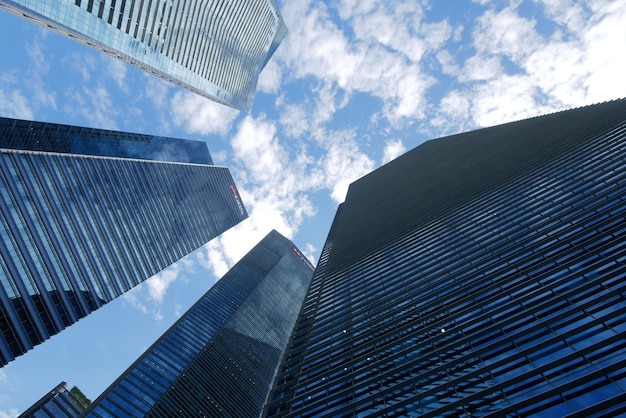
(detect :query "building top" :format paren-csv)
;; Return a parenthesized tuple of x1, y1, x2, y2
(0, 0, 287, 111)
(18, 381, 88, 418)
(84, 230, 313, 417)
(330, 98, 626, 268)
(0, 117, 212, 165)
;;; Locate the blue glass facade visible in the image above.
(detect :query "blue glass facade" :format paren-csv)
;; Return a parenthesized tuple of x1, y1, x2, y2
(0, 0, 287, 111)
(19, 382, 88, 418)
(0, 117, 213, 164)
(267, 99, 626, 417)
(84, 230, 313, 417)
(0, 117, 247, 366)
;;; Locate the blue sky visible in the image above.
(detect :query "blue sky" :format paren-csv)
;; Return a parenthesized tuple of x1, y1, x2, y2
(0, 0, 625, 414)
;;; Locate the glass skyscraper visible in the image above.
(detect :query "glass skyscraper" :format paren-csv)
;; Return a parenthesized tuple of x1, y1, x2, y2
(0, 0, 287, 111)
(266, 99, 626, 416)
(0, 117, 247, 367)
(83, 230, 314, 417)
(19, 382, 89, 418)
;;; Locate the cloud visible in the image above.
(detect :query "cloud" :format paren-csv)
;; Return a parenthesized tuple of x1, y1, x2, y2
(121, 288, 148, 314)
(170, 91, 239, 136)
(146, 258, 193, 304)
(473, 8, 541, 62)
(302, 242, 318, 264)
(123, 257, 193, 319)
(0, 410, 18, 418)
(230, 115, 287, 185)
(198, 115, 318, 276)
(64, 85, 119, 130)
(257, 59, 283, 94)
(276, 0, 444, 127)
(25, 36, 56, 110)
(106, 58, 128, 91)
(146, 270, 179, 305)
(143, 76, 171, 108)
(431, 0, 626, 131)
(536, 0, 589, 32)
(310, 130, 375, 203)
(581, 0, 626, 101)
(279, 102, 310, 138)
(382, 139, 406, 164)
(0, 369, 17, 418)
(0, 88, 33, 119)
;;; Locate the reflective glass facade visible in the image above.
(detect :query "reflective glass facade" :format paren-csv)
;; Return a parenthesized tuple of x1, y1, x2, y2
(0, 0, 287, 111)
(19, 382, 88, 418)
(0, 118, 247, 366)
(85, 230, 314, 417)
(267, 99, 626, 417)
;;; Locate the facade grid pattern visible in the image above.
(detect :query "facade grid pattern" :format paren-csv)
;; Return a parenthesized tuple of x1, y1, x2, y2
(0, 117, 247, 366)
(267, 100, 626, 417)
(0, 0, 287, 111)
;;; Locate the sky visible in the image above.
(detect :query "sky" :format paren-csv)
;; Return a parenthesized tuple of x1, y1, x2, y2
(0, 0, 625, 415)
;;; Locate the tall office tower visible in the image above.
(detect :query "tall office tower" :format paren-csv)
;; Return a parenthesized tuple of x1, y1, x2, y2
(0, 117, 247, 366)
(266, 99, 626, 417)
(0, 0, 287, 111)
(84, 230, 314, 417)
(19, 382, 89, 418)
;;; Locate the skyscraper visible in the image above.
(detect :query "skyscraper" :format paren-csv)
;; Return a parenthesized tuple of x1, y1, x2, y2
(0, 117, 247, 366)
(19, 382, 89, 418)
(83, 230, 314, 417)
(0, 0, 287, 111)
(266, 99, 626, 416)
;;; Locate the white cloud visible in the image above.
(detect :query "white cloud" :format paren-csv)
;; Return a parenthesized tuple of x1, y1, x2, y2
(432, 90, 472, 132)
(64, 52, 97, 83)
(0, 410, 18, 418)
(122, 257, 193, 319)
(431, 0, 626, 131)
(581, 0, 626, 101)
(146, 257, 193, 304)
(143, 76, 170, 108)
(198, 115, 317, 277)
(25, 37, 56, 110)
(279, 102, 309, 138)
(382, 139, 406, 164)
(535, 0, 589, 32)
(122, 288, 148, 314)
(210, 149, 228, 165)
(170, 91, 239, 136)
(0, 88, 33, 119)
(310, 130, 375, 203)
(64, 85, 119, 130)
(277, 0, 443, 127)
(257, 59, 283, 94)
(204, 118, 375, 280)
(197, 239, 232, 278)
(302, 242, 318, 264)
(107, 58, 128, 91)
(473, 8, 541, 62)
(230, 115, 286, 185)
(460, 55, 503, 82)
(146, 268, 179, 304)
(471, 75, 551, 126)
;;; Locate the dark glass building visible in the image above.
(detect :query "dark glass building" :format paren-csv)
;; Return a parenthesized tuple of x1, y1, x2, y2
(0, 0, 287, 111)
(84, 230, 314, 417)
(18, 381, 89, 418)
(266, 99, 626, 416)
(0, 117, 247, 366)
